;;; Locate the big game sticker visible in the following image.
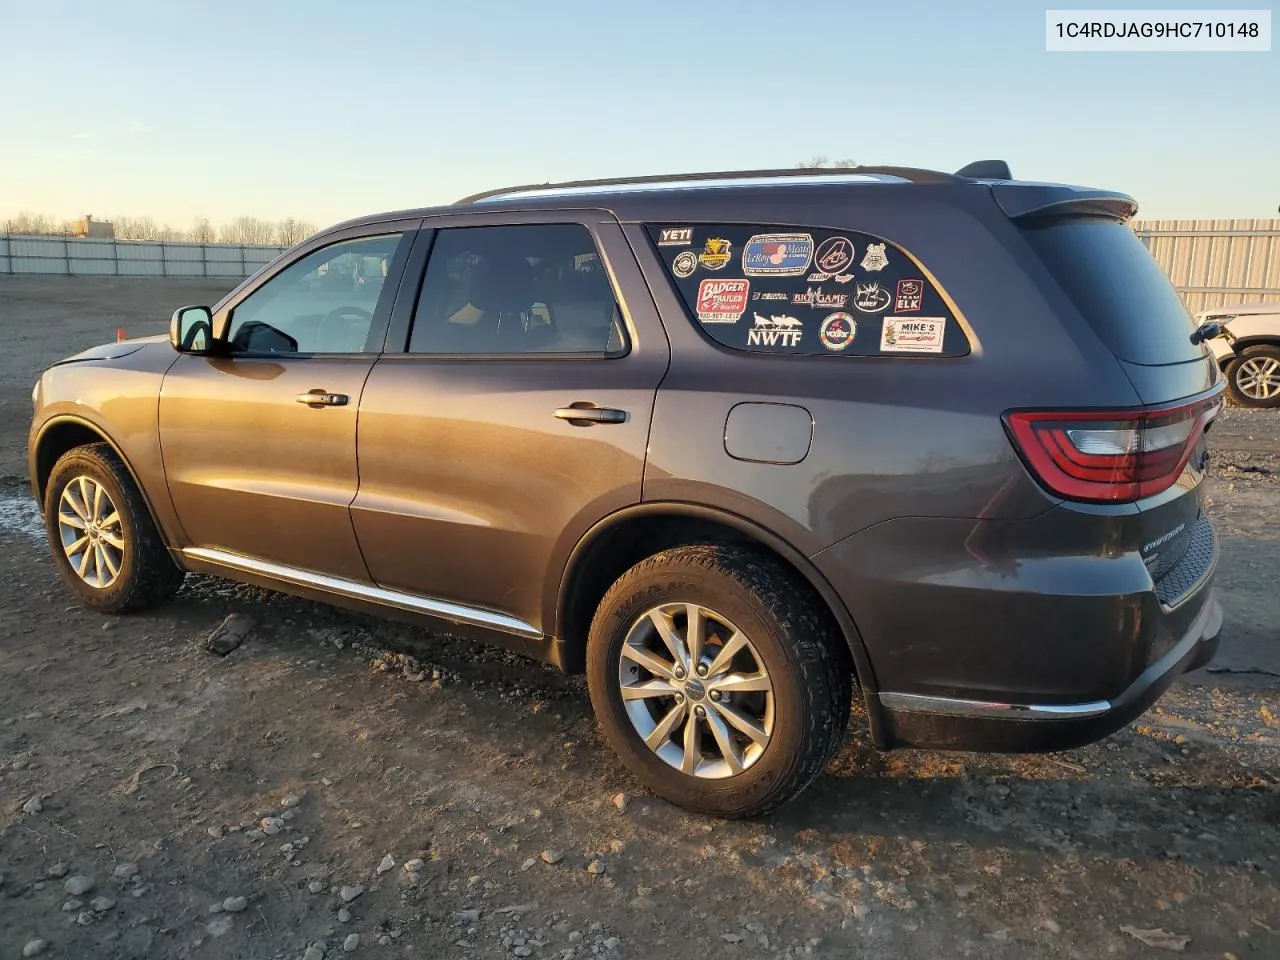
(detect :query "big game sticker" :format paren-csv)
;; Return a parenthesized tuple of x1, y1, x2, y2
(742, 233, 814, 276)
(696, 278, 750, 323)
(881, 316, 945, 353)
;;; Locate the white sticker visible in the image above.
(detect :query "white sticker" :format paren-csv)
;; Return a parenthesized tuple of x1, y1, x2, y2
(833, 273, 855, 284)
(880, 316, 945, 353)
(672, 250, 698, 278)
(658, 227, 693, 246)
(853, 282, 892, 314)
(860, 242, 889, 272)
(747, 312, 803, 348)
(818, 312, 857, 351)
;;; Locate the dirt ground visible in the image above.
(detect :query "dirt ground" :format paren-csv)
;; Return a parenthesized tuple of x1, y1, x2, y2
(0, 276, 1277, 960)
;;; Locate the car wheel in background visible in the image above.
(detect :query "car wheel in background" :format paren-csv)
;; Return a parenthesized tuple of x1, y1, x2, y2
(1225, 345, 1280, 408)
(586, 544, 851, 817)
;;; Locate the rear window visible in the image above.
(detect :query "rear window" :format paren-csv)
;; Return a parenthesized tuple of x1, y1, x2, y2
(1021, 218, 1202, 366)
(647, 225, 968, 357)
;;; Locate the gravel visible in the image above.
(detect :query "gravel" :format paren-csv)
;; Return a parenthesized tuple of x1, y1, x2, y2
(112, 863, 138, 879)
(22, 940, 48, 958)
(222, 896, 248, 913)
(339, 884, 364, 903)
(63, 876, 94, 897)
(46, 862, 68, 879)
(89, 896, 115, 912)
(21, 795, 43, 815)
(376, 854, 395, 875)
(539, 850, 564, 865)
(343, 933, 360, 952)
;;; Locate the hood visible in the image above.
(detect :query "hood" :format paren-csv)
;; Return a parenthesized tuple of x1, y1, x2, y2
(50, 334, 169, 367)
(1196, 302, 1280, 320)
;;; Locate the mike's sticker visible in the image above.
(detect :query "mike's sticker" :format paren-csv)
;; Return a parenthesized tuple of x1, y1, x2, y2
(880, 317, 945, 353)
(742, 234, 814, 276)
(696, 278, 750, 323)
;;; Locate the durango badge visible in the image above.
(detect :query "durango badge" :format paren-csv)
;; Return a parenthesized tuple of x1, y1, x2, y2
(860, 242, 889, 272)
(696, 278, 750, 323)
(698, 238, 733, 271)
(672, 250, 698, 278)
(895, 278, 924, 312)
(742, 233, 814, 276)
(853, 282, 892, 314)
(747, 313, 803, 347)
(818, 312, 856, 351)
(880, 316, 945, 353)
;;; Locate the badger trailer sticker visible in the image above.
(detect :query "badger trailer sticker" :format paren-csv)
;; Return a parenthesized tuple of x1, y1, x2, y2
(696, 278, 750, 323)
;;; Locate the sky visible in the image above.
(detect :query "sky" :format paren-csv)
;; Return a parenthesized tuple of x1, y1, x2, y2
(0, 0, 1276, 229)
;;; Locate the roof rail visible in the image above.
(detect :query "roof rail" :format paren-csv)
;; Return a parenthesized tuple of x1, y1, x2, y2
(454, 165, 961, 204)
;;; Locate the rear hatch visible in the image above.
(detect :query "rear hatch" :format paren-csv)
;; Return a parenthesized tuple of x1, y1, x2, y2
(1013, 213, 1222, 607)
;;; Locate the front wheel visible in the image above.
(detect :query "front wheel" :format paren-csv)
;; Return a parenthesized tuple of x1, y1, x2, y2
(1225, 344, 1280, 408)
(586, 544, 851, 817)
(43, 443, 185, 613)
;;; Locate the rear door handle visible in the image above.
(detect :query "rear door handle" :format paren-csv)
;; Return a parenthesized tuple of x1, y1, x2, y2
(296, 391, 349, 407)
(554, 404, 628, 425)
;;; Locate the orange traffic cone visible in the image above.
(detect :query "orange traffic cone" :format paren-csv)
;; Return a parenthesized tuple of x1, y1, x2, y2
(116, 328, 126, 342)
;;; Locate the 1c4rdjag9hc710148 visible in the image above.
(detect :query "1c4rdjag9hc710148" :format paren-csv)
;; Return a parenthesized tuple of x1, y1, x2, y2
(28, 162, 1224, 816)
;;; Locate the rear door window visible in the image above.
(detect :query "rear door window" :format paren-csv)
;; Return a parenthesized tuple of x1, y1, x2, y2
(647, 224, 968, 357)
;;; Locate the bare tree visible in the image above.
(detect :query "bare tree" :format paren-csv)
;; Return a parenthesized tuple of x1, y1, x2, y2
(4, 211, 58, 235)
(189, 217, 216, 243)
(275, 218, 317, 246)
(114, 216, 159, 241)
(220, 216, 277, 245)
(796, 155, 859, 169)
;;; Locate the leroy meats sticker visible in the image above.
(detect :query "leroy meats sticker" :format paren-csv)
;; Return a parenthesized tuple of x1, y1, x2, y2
(880, 317, 945, 353)
(742, 233, 814, 276)
(696, 278, 750, 323)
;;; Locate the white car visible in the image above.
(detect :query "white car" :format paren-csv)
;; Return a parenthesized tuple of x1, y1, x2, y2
(1196, 302, 1280, 408)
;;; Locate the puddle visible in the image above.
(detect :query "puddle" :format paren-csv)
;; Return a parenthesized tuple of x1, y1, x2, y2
(0, 493, 46, 544)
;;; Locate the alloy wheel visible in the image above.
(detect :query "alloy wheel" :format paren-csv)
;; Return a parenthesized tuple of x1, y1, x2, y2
(57, 476, 125, 589)
(617, 602, 775, 779)
(1236, 356, 1280, 401)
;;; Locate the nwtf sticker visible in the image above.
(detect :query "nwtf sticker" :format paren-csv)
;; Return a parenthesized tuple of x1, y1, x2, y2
(696, 278, 750, 323)
(742, 233, 814, 276)
(880, 317, 945, 353)
(747, 312, 803, 347)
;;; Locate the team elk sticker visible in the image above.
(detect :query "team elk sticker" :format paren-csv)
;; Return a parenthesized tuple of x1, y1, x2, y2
(895, 278, 924, 312)
(696, 278, 750, 323)
(747, 313, 803, 348)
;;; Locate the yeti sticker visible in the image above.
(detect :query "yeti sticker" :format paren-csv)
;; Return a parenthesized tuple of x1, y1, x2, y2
(860, 242, 889, 272)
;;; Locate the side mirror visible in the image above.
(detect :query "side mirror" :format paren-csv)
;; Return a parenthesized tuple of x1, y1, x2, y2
(170, 305, 215, 354)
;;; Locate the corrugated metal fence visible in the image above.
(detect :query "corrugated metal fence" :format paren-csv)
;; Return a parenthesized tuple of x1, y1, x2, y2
(3, 223, 1279, 315)
(1132, 219, 1280, 315)
(0, 235, 286, 278)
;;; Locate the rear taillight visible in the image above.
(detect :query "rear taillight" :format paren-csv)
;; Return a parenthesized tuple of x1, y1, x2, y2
(1004, 392, 1222, 503)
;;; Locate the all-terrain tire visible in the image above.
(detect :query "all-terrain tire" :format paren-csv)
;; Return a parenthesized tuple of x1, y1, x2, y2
(43, 443, 185, 613)
(586, 544, 851, 817)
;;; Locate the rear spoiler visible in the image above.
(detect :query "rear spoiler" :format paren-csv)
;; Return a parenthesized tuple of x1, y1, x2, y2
(991, 182, 1138, 222)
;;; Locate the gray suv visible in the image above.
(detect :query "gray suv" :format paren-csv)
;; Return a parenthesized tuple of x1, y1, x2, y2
(28, 163, 1224, 816)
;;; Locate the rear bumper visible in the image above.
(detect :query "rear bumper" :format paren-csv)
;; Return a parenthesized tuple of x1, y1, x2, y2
(877, 592, 1222, 752)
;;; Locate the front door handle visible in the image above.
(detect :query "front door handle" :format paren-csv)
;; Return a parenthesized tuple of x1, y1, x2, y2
(296, 390, 349, 407)
(554, 403, 628, 425)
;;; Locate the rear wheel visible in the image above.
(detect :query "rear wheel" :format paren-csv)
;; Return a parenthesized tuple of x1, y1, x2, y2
(586, 544, 851, 817)
(44, 443, 185, 613)
(1225, 344, 1280, 408)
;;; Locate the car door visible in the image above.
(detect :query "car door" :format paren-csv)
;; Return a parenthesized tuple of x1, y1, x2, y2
(350, 212, 670, 634)
(159, 223, 418, 580)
